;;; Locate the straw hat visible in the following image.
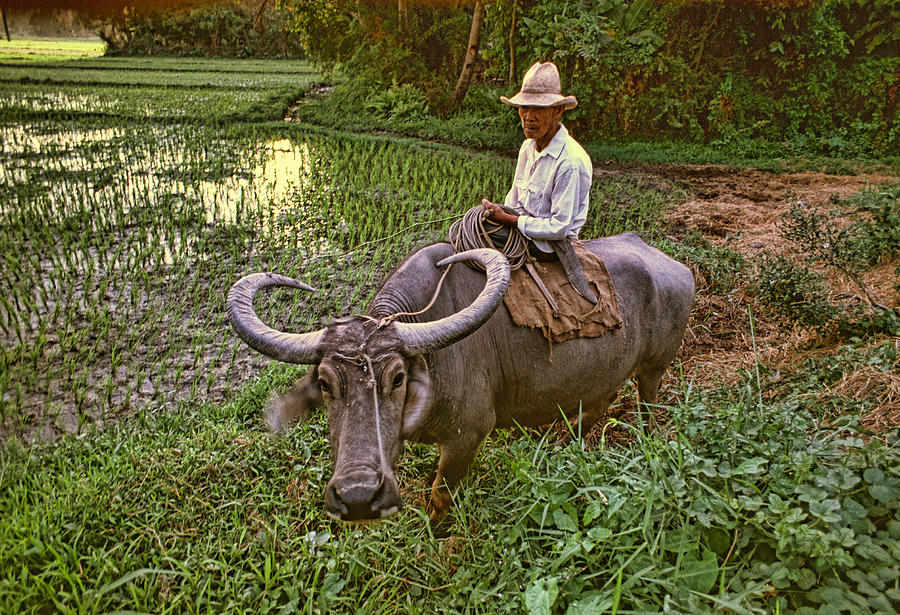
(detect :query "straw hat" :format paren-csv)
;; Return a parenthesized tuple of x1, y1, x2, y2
(500, 62, 577, 110)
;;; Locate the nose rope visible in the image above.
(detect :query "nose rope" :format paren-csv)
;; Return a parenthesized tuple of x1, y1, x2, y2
(362, 353, 390, 478)
(334, 350, 391, 479)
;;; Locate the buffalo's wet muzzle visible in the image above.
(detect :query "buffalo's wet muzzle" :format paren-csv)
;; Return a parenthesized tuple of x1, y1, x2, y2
(325, 468, 401, 522)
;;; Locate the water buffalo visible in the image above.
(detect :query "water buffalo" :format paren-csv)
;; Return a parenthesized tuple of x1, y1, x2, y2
(227, 233, 694, 523)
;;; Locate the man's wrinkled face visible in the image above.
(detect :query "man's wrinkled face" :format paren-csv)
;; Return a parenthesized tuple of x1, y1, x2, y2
(518, 105, 563, 144)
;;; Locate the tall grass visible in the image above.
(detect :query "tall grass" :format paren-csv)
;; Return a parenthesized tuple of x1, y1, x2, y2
(2, 356, 896, 613)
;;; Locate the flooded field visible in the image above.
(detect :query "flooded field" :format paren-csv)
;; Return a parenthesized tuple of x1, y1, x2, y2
(6, 55, 894, 446)
(0, 87, 519, 441)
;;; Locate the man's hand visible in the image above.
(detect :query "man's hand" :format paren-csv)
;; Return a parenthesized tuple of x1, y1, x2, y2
(482, 199, 519, 227)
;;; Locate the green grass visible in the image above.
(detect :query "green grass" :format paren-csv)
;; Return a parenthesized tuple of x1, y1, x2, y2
(0, 38, 106, 62)
(2, 354, 897, 614)
(0, 81, 308, 123)
(1, 44, 898, 615)
(0, 65, 320, 89)
(42, 56, 322, 73)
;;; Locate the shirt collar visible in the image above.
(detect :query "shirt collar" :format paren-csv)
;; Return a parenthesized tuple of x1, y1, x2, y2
(530, 123, 568, 160)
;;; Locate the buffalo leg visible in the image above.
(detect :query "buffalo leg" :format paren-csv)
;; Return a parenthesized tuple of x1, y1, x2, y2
(636, 366, 665, 408)
(635, 365, 669, 426)
(581, 392, 618, 434)
(428, 430, 488, 522)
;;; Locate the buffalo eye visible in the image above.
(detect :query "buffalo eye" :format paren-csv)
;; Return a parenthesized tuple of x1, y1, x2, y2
(318, 378, 331, 395)
(392, 372, 405, 390)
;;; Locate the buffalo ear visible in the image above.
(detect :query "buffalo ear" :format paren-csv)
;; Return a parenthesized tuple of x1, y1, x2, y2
(401, 355, 433, 439)
(265, 367, 323, 432)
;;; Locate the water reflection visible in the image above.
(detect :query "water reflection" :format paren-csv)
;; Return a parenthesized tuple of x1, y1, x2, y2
(1, 124, 323, 234)
(201, 138, 314, 226)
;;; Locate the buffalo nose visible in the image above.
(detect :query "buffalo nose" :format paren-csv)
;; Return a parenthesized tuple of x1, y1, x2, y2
(325, 471, 400, 522)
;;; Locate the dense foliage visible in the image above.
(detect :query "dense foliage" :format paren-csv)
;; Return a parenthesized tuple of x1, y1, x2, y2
(92, 0, 303, 58)
(93, 0, 898, 155)
(242, 0, 900, 156)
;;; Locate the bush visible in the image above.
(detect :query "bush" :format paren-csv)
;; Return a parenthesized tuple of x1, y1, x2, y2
(665, 231, 746, 295)
(93, 1, 304, 58)
(751, 252, 839, 332)
(846, 184, 900, 266)
(363, 84, 429, 120)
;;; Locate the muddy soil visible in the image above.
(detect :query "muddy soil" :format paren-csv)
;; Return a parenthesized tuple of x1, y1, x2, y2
(614, 162, 899, 432)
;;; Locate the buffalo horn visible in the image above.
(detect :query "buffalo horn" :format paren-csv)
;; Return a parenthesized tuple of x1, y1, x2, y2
(227, 272, 325, 364)
(395, 248, 510, 355)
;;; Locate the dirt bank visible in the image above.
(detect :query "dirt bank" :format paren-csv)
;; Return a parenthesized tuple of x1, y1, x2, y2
(626, 163, 898, 431)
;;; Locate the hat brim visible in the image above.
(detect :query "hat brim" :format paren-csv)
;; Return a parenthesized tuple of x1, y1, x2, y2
(500, 92, 577, 111)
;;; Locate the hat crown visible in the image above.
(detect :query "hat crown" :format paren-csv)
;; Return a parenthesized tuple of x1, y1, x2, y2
(499, 60, 577, 110)
(520, 62, 562, 95)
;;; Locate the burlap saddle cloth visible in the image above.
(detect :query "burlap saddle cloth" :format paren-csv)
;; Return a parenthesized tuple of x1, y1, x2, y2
(504, 241, 622, 343)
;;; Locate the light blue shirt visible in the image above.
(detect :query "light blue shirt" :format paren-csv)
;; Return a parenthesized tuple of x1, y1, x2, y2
(504, 124, 592, 254)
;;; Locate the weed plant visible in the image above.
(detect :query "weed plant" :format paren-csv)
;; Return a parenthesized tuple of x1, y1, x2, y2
(840, 184, 900, 270)
(1, 360, 897, 613)
(751, 188, 900, 338)
(660, 231, 746, 295)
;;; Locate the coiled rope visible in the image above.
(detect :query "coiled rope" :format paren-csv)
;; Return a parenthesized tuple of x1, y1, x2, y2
(448, 205, 530, 271)
(381, 206, 530, 325)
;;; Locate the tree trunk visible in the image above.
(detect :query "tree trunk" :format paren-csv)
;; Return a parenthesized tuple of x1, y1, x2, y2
(450, 0, 485, 107)
(2, 5, 10, 42)
(97, 8, 131, 52)
(351, 0, 367, 29)
(508, 1, 517, 86)
(253, 0, 269, 35)
(398, 0, 407, 34)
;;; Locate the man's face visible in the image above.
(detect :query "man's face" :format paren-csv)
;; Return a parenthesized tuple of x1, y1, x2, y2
(518, 105, 563, 143)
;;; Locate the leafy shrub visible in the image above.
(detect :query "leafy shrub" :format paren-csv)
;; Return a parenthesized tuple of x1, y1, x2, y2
(342, 42, 432, 98)
(781, 196, 899, 317)
(845, 184, 900, 266)
(750, 187, 900, 338)
(664, 231, 746, 294)
(93, 1, 304, 58)
(781, 201, 870, 283)
(363, 84, 429, 120)
(469, 368, 900, 614)
(751, 252, 839, 332)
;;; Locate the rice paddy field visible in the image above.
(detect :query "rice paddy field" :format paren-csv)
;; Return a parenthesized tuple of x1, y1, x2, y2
(1, 47, 898, 614)
(0, 61, 520, 442)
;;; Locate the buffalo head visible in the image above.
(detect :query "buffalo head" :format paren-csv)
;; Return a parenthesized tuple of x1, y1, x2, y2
(227, 249, 510, 522)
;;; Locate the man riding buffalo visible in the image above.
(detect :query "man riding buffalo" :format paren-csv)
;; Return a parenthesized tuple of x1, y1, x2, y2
(480, 61, 596, 300)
